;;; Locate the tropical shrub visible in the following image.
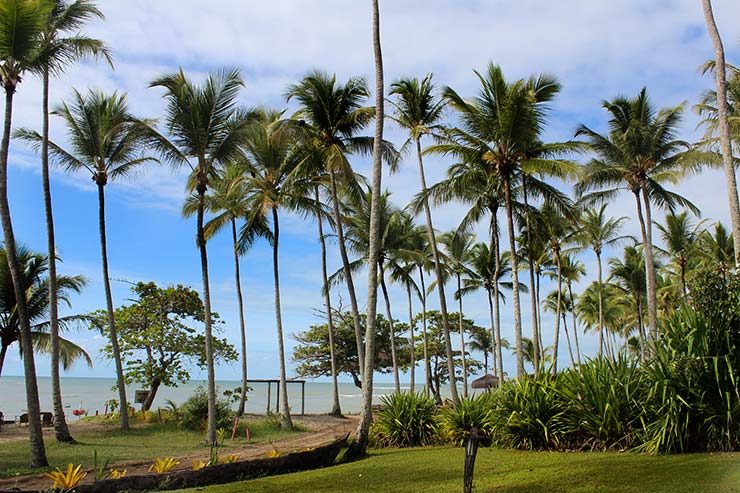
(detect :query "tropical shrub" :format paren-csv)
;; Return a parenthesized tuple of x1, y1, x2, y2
(149, 457, 180, 473)
(372, 392, 438, 447)
(179, 387, 234, 432)
(46, 464, 87, 490)
(439, 393, 496, 446)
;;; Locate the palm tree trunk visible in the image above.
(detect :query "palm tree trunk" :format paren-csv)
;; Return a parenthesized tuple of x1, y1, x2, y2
(486, 290, 497, 381)
(316, 189, 341, 416)
(419, 267, 432, 396)
(567, 281, 582, 366)
(640, 188, 658, 339)
(97, 181, 130, 432)
(349, 0, 384, 458)
(0, 343, 7, 378)
(379, 263, 400, 393)
(636, 294, 646, 362)
(231, 219, 249, 417)
(415, 137, 460, 403)
(329, 171, 364, 377)
(196, 185, 216, 443)
(536, 269, 544, 363)
(456, 274, 468, 398)
(503, 178, 525, 378)
(562, 312, 575, 367)
(492, 224, 504, 386)
(702, 0, 740, 267)
(596, 250, 604, 357)
(522, 178, 541, 373)
(271, 207, 293, 429)
(41, 69, 73, 443)
(406, 283, 415, 391)
(552, 251, 562, 375)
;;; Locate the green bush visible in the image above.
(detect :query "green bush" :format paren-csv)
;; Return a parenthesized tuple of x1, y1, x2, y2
(372, 392, 438, 448)
(179, 386, 234, 432)
(439, 393, 496, 446)
(558, 355, 645, 450)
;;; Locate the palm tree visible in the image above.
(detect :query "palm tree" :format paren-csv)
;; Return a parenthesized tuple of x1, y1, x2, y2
(149, 68, 253, 444)
(432, 63, 568, 378)
(239, 110, 318, 430)
(19, 90, 155, 433)
(543, 290, 576, 367)
(700, 0, 740, 265)
(576, 88, 697, 340)
(182, 163, 261, 417)
(27, 0, 110, 443)
(576, 205, 630, 355)
(467, 326, 492, 375)
(0, 0, 54, 467)
(560, 254, 585, 366)
(698, 222, 735, 270)
(0, 245, 90, 377)
(656, 211, 703, 297)
(576, 281, 628, 358)
(389, 74, 460, 402)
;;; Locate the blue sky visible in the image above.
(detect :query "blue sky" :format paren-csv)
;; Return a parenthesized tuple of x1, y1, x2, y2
(2, 0, 740, 383)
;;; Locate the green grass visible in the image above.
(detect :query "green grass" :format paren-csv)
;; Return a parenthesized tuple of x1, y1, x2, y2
(0, 418, 301, 478)
(177, 446, 740, 493)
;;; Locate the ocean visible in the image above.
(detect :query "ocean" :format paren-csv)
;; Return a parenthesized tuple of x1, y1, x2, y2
(0, 376, 424, 420)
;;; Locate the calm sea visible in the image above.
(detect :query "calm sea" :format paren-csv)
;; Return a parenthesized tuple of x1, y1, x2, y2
(0, 376, 423, 420)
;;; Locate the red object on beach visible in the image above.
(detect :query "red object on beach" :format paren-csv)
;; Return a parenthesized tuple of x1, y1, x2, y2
(72, 409, 86, 416)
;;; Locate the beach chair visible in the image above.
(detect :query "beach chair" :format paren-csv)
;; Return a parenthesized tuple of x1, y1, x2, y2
(41, 412, 53, 427)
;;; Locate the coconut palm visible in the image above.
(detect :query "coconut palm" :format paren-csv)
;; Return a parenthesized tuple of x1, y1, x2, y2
(698, 222, 735, 271)
(575, 88, 697, 340)
(656, 211, 704, 297)
(19, 90, 155, 433)
(700, 0, 740, 265)
(25, 0, 110, 443)
(389, 74, 460, 402)
(0, 0, 54, 467)
(559, 254, 585, 365)
(466, 326, 492, 375)
(431, 63, 570, 378)
(576, 281, 628, 358)
(576, 205, 630, 355)
(239, 109, 319, 430)
(0, 245, 90, 377)
(543, 290, 576, 367)
(149, 68, 254, 443)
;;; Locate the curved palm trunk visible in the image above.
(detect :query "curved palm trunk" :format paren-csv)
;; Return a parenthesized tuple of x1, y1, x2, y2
(41, 69, 73, 442)
(196, 186, 217, 443)
(379, 263, 400, 393)
(316, 190, 341, 416)
(702, 0, 740, 267)
(406, 283, 415, 391)
(552, 251, 562, 375)
(271, 207, 293, 429)
(596, 250, 604, 357)
(231, 219, 249, 417)
(522, 179, 541, 373)
(416, 138, 460, 403)
(329, 171, 364, 377)
(97, 181, 130, 432)
(567, 281, 582, 366)
(418, 267, 432, 396)
(350, 0, 384, 457)
(456, 274, 468, 398)
(640, 189, 658, 339)
(503, 178, 525, 378)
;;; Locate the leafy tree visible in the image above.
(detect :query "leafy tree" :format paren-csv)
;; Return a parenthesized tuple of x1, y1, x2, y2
(92, 282, 237, 411)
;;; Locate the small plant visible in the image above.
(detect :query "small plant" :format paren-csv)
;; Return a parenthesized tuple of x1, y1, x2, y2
(440, 393, 496, 446)
(191, 460, 207, 471)
(216, 427, 227, 446)
(224, 454, 239, 463)
(92, 449, 111, 481)
(372, 392, 439, 447)
(148, 457, 180, 474)
(107, 469, 126, 480)
(208, 442, 220, 466)
(46, 464, 87, 490)
(265, 448, 281, 458)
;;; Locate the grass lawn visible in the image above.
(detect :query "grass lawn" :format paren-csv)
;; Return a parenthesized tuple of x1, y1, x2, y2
(0, 418, 301, 478)
(177, 446, 740, 493)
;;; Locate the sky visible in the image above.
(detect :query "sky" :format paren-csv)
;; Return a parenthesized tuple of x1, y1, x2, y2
(2, 0, 740, 383)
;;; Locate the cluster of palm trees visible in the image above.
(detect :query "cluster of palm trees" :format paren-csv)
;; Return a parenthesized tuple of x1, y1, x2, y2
(2, 0, 739, 468)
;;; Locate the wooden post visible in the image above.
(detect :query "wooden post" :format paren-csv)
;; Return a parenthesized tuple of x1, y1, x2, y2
(301, 381, 306, 416)
(266, 382, 271, 415)
(275, 382, 280, 414)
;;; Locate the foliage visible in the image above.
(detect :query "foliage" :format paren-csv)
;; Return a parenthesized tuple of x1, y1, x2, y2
(178, 387, 234, 432)
(46, 463, 86, 490)
(148, 456, 180, 474)
(372, 392, 438, 448)
(439, 393, 496, 446)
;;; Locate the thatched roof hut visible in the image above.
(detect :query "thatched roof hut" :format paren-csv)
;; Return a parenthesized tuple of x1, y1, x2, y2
(471, 374, 499, 390)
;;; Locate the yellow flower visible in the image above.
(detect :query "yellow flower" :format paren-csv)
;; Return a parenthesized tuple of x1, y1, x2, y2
(148, 457, 180, 473)
(46, 464, 87, 490)
(224, 454, 239, 463)
(107, 468, 127, 480)
(192, 460, 207, 471)
(265, 448, 281, 459)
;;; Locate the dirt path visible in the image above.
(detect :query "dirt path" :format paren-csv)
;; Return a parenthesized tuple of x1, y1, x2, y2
(0, 414, 358, 492)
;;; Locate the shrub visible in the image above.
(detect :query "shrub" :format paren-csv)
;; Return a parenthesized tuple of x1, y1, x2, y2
(439, 393, 496, 446)
(372, 392, 438, 447)
(558, 355, 645, 450)
(179, 386, 234, 432)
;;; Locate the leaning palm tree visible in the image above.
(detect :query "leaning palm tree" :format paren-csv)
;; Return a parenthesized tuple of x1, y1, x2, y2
(0, 0, 54, 467)
(576, 88, 697, 340)
(389, 74, 460, 402)
(431, 63, 570, 378)
(149, 68, 254, 444)
(19, 90, 156, 432)
(25, 0, 110, 443)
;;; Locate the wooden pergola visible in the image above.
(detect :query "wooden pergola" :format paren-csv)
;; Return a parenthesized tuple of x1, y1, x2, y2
(246, 379, 306, 415)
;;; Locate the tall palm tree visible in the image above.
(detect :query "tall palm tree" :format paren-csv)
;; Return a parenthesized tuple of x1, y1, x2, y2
(0, 245, 90, 377)
(27, 0, 110, 443)
(559, 255, 585, 366)
(239, 109, 318, 430)
(656, 211, 703, 297)
(576, 88, 697, 340)
(700, 0, 740, 265)
(543, 290, 576, 367)
(149, 68, 254, 444)
(576, 280, 628, 354)
(389, 74, 460, 402)
(20, 90, 155, 433)
(576, 205, 630, 356)
(466, 326, 492, 375)
(0, 0, 54, 467)
(431, 63, 569, 378)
